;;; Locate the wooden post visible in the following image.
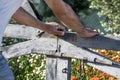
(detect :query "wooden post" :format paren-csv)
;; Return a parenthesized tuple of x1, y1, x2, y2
(46, 56, 71, 80)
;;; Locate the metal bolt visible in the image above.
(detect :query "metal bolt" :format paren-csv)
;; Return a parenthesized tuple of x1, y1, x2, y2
(62, 68, 68, 73)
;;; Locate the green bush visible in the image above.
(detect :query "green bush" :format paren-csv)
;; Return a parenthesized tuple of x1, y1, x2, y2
(8, 54, 46, 80)
(89, 0, 120, 33)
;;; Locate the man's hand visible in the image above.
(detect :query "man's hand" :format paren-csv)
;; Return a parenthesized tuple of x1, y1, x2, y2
(12, 8, 65, 36)
(44, 22, 65, 36)
(44, 0, 99, 38)
(77, 28, 99, 38)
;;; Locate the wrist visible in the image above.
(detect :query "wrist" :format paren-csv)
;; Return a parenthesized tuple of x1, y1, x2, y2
(36, 21, 47, 31)
(76, 27, 85, 34)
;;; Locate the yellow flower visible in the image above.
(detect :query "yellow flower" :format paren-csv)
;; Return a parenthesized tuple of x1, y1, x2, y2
(75, 66, 80, 71)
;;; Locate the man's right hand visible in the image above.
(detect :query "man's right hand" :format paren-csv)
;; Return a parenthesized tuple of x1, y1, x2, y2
(44, 22, 65, 36)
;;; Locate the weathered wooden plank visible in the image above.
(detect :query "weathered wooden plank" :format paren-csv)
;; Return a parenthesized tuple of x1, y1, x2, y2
(2, 39, 56, 58)
(4, 24, 120, 51)
(4, 24, 40, 39)
(56, 57, 71, 80)
(46, 56, 71, 80)
(4, 0, 39, 39)
(46, 56, 57, 80)
(2, 38, 120, 78)
(87, 62, 120, 79)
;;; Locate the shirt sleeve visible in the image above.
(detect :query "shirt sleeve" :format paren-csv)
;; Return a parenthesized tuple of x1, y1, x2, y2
(0, 0, 23, 46)
(0, 0, 23, 21)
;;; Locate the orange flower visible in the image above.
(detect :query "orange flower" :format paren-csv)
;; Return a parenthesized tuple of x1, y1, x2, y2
(102, 72, 107, 78)
(90, 77, 100, 80)
(116, 58, 120, 62)
(71, 76, 77, 80)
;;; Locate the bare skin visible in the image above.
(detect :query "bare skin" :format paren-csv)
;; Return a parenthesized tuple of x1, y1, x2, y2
(13, 0, 98, 37)
(12, 7, 65, 36)
(44, 0, 98, 37)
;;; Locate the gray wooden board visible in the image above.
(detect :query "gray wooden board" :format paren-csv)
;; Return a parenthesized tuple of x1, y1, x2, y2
(46, 56, 57, 80)
(87, 62, 120, 79)
(4, 24, 120, 51)
(2, 39, 57, 58)
(2, 38, 120, 78)
(4, 24, 40, 39)
(46, 56, 71, 80)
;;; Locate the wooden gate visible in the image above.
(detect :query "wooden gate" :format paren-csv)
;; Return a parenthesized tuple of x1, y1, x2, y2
(2, 0, 120, 80)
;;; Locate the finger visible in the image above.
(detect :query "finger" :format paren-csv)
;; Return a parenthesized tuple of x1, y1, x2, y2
(54, 30, 65, 36)
(57, 25, 65, 31)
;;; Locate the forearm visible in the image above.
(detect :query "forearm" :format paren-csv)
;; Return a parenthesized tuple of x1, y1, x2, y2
(12, 7, 46, 31)
(57, 3, 85, 33)
(44, 0, 84, 33)
(12, 7, 65, 36)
